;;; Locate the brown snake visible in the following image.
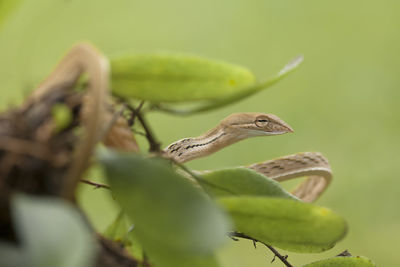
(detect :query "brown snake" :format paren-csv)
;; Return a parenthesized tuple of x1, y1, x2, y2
(165, 113, 332, 202)
(32, 43, 331, 203)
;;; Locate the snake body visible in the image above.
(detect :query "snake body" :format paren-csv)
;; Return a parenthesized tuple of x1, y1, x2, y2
(165, 113, 293, 163)
(248, 152, 331, 202)
(34, 43, 331, 203)
(166, 113, 331, 202)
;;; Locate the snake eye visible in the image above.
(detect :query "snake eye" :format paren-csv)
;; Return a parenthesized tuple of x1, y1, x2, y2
(255, 118, 269, 128)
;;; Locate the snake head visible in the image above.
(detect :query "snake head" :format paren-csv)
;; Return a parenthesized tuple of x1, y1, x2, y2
(222, 112, 294, 137)
(254, 113, 294, 135)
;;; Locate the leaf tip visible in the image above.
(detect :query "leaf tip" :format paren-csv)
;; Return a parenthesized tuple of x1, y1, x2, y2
(279, 54, 304, 75)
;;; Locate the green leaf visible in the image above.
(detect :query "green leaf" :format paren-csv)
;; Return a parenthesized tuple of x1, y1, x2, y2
(200, 167, 297, 200)
(0, 242, 27, 267)
(110, 53, 256, 102)
(125, 230, 144, 262)
(103, 212, 144, 261)
(303, 256, 376, 267)
(218, 196, 347, 253)
(104, 211, 131, 241)
(11, 194, 97, 267)
(0, 0, 23, 30)
(98, 150, 229, 266)
(145, 250, 220, 267)
(155, 55, 303, 115)
(51, 103, 73, 132)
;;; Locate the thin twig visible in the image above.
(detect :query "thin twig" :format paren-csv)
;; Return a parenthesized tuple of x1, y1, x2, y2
(229, 236, 239, 241)
(229, 232, 293, 267)
(336, 250, 352, 257)
(80, 179, 110, 189)
(128, 100, 145, 126)
(265, 244, 290, 266)
(126, 102, 161, 152)
(137, 112, 160, 152)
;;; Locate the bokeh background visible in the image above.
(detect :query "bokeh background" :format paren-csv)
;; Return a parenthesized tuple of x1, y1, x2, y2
(1, 0, 399, 266)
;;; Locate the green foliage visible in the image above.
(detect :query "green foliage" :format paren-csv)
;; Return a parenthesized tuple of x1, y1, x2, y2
(0, 242, 26, 267)
(157, 55, 303, 115)
(103, 212, 144, 261)
(142, 250, 220, 267)
(111, 53, 256, 102)
(110, 53, 302, 115)
(303, 256, 376, 267)
(51, 103, 73, 132)
(98, 149, 230, 267)
(2, 194, 97, 267)
(0, 6, 373, 262)
(103, 211, 130, 241)
(200, 167, 297, 200)
(218, 196, 347, 253)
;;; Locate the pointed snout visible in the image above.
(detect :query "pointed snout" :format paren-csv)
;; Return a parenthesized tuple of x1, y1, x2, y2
(282, 122, 294, 133)
(266, 113, 294, 134)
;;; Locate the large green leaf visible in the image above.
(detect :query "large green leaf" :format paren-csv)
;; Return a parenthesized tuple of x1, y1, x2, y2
(218, 196, 347, 253)
(0, 242, 27, 267)
(111, 53, 302, 112)
(145, 250, 220, 267)
(303, 256, 376, 267)
(99, 150, 229, 267)
(103, 212, 144, 261)
(103, 211, 132, 242)
(11, 194, 97, 267)
(200, 167, 297, 200)
(110, 53, 256, 102)
(103, 215, 218, 267)
(154, 55, 303, 115)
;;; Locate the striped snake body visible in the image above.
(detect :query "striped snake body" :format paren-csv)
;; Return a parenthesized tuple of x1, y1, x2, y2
(165, 113, 332, 202)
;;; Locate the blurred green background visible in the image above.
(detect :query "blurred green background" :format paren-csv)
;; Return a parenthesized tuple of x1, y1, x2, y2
(1, 0, 399, 266)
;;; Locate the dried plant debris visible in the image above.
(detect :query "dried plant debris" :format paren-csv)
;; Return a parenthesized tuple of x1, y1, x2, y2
(0, 86, 140, 266)
(0, 85, 84, 241)
(0, 43, 141, 267)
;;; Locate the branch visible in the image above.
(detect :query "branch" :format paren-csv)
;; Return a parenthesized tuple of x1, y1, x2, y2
(127, 101, 144, 126)
(229, 232, 293, 267)
(80, 179, 111, 189)
(336, 250, 352, 257)
(125, 102, 161, 153)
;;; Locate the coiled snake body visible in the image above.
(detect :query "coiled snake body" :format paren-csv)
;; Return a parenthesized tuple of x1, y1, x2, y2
(165, 113, 332, 202)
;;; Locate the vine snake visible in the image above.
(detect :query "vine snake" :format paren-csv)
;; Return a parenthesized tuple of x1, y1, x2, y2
(32, 43, 331, 202)
(165, 113, 332, 202)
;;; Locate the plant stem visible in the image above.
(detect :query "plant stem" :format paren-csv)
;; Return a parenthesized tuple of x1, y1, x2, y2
(229, 232, 293, 267)
(126, 102, 161, 153)
(80, 179, 110, 189)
